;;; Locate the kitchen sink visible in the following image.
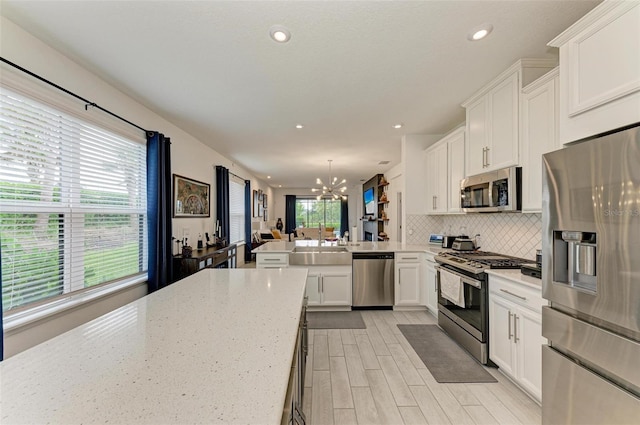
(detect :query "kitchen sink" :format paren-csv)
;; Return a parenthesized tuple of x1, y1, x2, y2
(292, 246, 348, 253)
(289, 246, 352, 265)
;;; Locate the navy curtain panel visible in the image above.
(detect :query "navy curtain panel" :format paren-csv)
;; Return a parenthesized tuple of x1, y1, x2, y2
(285, 195, 296, 234)
(215, 166, 230, 243)
(146, 131, 172, 292)
(244, 180, 252, 262)
(340, 197, 349, 237)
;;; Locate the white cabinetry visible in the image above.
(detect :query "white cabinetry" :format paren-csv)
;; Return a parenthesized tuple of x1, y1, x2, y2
(463, 60, 556, 177)
(446, 128, 465, 213)
(520, 68, 561, 212)
(424, 253, 438, 315)
(394, 253, 423, 307)
(489, 274, 546, 403)
(425, 142, 447, 214)
(256, 252, 289, 269)
(424, 127, 465, 215)
(549, 1, 640, 143)
(302, 266, 351, 309)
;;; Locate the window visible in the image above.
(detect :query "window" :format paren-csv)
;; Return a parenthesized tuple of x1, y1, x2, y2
(295, 198, 341, 231)
(229, 176, 245, 244)
(1, 87, 147, 312)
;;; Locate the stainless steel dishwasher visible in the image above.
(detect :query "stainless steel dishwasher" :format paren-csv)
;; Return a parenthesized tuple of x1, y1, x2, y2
(352, 252, 394, 307)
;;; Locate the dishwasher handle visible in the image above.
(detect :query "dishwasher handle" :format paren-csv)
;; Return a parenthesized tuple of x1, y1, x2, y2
(352, 252, 394, 260)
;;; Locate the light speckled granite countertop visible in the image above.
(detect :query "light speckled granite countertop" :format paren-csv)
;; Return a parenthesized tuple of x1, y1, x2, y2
(0, 268, 308, 424)
(254, 240, 445, 254)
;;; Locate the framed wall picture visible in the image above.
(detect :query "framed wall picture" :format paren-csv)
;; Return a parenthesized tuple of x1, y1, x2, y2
(173, 174, 210, 218)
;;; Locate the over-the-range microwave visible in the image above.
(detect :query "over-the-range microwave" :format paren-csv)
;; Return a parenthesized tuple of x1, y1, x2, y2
(461, 166, 521, 212)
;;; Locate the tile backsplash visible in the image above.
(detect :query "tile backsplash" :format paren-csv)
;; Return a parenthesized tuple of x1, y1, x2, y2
(406, 213, 542, 260)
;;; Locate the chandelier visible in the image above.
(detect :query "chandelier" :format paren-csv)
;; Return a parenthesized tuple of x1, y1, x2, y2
(311, 160, 347, 200)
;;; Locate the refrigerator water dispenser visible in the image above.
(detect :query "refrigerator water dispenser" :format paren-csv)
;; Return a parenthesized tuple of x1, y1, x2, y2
(553, 231, 597, 293)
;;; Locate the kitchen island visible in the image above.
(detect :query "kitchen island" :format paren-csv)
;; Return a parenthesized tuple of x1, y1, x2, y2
(0, 268, 308, 424)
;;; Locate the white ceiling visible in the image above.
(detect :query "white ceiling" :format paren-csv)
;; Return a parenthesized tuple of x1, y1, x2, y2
(1, 1, 600, 189)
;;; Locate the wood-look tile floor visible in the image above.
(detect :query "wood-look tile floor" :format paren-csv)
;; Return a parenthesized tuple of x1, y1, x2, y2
(303, 310, 541, 425)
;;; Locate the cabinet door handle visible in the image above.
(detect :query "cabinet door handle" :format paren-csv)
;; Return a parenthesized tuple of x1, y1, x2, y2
(507, 311, 513, 340)
(514, 315, 520, 343)
(485, 146, 490, 167)
(432, 195, 436, 210)
(434, 195, 438, 210)
(482, 147, 486, 167)
(500, 288, 527, 301)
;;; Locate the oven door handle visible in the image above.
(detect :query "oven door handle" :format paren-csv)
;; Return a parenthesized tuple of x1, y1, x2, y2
(435, 266, 482, 289)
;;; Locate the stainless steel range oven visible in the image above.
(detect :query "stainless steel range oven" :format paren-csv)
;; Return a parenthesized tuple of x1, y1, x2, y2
(435, 251, 533, 364)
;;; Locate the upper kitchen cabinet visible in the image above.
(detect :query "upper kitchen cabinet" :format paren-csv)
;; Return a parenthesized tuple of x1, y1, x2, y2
(424, 127, 465, 215)
(446, 128, 465, 213)
(520, 68, 561, 212)
(463, 59, 557, 177)
(425, 141, 448, 214)
(548, 0, 640, 144)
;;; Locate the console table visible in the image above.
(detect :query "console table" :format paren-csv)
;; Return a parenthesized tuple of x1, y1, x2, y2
(173, 244, 237, 281)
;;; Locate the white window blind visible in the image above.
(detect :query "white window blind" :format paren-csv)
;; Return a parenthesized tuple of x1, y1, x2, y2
(229, 176, 245, 244)
(0, 87, 147, 312)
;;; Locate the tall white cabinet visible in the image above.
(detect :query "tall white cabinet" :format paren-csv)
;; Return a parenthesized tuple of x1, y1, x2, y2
(425, 143, 448, 214)
(424, 127, 465, 215)
(548, 0, 640, 143)
(446, 128, 465, 213)
(462, 59, 556, 177)
(520, 68, 561, 212)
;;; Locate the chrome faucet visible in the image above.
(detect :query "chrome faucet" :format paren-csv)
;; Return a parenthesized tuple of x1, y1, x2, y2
(318, 222, 322, 243)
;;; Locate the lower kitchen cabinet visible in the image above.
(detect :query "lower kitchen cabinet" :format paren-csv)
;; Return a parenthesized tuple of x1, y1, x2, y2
(395, 253, 423, 306)
(256, 252, 289, 269)
(424, 255, 438, 315)
(489, 274, 546, 403)
(303, 266, 351, 308)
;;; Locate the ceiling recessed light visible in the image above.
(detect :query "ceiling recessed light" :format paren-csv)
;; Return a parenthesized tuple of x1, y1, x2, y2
(295, 124, 304, 129)
(267, 175, 271, 179)
(278, 185, 282, 188)
(467, 23, 493, 41)
(393, 123, 403, 129)
(269, 25, 291, 43)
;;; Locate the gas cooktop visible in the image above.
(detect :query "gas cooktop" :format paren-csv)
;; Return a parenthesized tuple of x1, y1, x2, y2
(436, 250, 534, 275)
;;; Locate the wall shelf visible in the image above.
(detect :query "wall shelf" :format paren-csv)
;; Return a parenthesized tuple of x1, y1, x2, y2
(363, 173, 390, 241)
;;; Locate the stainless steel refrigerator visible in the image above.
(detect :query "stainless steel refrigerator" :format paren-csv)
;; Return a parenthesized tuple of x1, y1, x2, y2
(541, 123, 640, 424)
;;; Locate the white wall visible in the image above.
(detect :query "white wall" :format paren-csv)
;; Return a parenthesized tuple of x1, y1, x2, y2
(402, 134, 442, 215)
(0, 16, 273, 356)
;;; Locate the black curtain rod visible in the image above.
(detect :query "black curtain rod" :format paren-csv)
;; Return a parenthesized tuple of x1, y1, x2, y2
(1, 56, 148, 134)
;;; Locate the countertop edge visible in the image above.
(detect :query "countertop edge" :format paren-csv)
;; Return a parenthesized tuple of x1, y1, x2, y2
(486, 269, 542, 290)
